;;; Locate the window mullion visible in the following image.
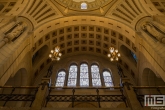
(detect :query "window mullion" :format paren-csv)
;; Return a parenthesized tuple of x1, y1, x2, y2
(77, 64, 80, 87)
(89, 65, 92, 87)
(65, 68, 69, 87)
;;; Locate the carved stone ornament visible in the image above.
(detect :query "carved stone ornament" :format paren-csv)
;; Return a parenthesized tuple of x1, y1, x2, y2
(141, 22, 165, 44)
(0, 22, 27, 49)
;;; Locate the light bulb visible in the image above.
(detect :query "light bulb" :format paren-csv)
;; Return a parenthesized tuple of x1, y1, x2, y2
(116, 57, 118, 61)
(118, 53, 120, 57)
(110, 49, 114, 53)
(110, 58, 114, 61)
(55, 49, 59, 52)
(55, 46, 60, 52)
(49, 54, 52, 58)
(115, 49, 118, 53)
(109, 47, 114, 53)
(51, 50, 54, 53)
(107, 54, 111, 57)
(57, 57, 60, 61)
(59, 53, 62, 56)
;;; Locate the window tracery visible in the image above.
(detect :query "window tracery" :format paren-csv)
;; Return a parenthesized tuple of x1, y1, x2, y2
(81, 3, 87, 9)
(103, 71, 114, 87)
(55, 71, 66, 87)
(91, 65, 101, 86)
(67, 65, 77, 86)
(55, 63, 114, 87)
(80, 63, 89, 86)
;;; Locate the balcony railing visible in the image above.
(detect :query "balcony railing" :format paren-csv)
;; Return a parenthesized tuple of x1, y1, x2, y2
(0, 86, 165, 108)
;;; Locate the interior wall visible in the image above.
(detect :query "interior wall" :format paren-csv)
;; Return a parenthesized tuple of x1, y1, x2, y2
(32, 54, 134, 108)
(0, 50, 35, 107)
(0, 68, 27, 107)
(141, 68, 165, 94)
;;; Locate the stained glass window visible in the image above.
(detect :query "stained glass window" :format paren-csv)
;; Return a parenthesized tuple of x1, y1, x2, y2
(55, 71, 66, 87)
(91, 65, 101, 86)
(80, 63, 89, 86)
(130, 51, 138, 62)
(103, 71, 114, 87)
(81, 3, 87, 9)
(67, 65, 77, 86)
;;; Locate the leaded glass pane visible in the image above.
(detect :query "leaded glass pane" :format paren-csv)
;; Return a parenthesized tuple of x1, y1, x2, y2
(67, 65, 77, 86)
(55, 71, 66, 87)
(80, 63, 89, 86)
(81, 3, 87, 9)
(131, 51, 138, 62)
(91, 65, 101, 86)
(103, 71, 114, 87)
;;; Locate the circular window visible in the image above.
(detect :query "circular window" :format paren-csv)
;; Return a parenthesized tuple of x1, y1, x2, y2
(81, 3, 87, 9)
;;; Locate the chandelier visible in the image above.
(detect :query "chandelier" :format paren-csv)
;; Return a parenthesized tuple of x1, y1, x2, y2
(107, 47, 121, 61)
(49, 46, 62, 61)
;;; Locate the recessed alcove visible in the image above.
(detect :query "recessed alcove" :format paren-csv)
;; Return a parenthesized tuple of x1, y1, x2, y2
(0, 68, 27, 107)
(120, 45, 137, 67)
(0, 4, 4, 11)
(141, 68, 165, 94)
(32, 45, 49, 66)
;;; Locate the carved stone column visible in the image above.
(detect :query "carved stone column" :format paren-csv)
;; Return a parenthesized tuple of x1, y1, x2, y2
(30, 78, 50, 110)
(122, 78, 142, 110)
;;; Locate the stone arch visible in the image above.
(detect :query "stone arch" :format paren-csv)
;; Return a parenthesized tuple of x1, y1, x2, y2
(141, 68, 165, 94)
(90, 62, 99, 67)
(4, 68, 27, 87)
(68, 62, 79, 69)
(0, 68, 28, 107)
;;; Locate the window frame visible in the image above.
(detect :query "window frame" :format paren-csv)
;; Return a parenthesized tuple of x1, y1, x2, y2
(80, 63, 89, 87)
(81, 2, 87, 9)
(55, 70, 66, 87)
(102, 70, 114, 87)
(91, 64, 102, 87)
(67, 64, 78, 87)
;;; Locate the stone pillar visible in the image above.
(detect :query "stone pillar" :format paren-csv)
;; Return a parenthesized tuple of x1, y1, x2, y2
(88, 65, 92, 87)
(65, 67, 69, 86)
(30, 78, 51, 110)
(122, 78, 142, 110)
(77, 64, 80, 87)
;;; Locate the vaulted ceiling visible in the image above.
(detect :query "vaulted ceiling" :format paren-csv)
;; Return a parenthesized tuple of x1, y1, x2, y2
(0, 0, 165, 84)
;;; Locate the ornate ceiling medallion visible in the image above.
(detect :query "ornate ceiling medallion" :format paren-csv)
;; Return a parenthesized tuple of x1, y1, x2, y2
(73, 0, 95, 2)
(55, 0, 114, 11)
